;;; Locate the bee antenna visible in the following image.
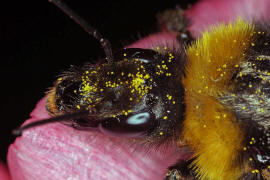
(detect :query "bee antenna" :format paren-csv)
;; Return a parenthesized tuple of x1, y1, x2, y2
(12, 111, 89, 136)
(49, 0, 114, 64)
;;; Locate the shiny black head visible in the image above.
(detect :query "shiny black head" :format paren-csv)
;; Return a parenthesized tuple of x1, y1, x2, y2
(48, 48, 186, 140)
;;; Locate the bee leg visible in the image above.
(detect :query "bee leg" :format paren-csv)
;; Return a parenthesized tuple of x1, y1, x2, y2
(156, 7, 194, 45)
(164, 159, 196, 180)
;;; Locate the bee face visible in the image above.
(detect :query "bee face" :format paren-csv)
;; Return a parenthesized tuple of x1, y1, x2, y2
(47, 48, 186, 139)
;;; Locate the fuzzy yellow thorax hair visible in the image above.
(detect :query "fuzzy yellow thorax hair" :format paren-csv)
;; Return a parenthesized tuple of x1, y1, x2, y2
(182, 19, 255, 180)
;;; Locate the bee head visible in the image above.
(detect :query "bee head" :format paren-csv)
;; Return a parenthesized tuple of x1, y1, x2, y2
(45, 48, 185, 138)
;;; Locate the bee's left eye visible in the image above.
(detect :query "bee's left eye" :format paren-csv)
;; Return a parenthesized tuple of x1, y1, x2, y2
(99, 111, 156, 138)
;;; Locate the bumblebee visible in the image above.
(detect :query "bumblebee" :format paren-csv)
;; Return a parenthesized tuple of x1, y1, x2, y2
(13, 0, 270, 179)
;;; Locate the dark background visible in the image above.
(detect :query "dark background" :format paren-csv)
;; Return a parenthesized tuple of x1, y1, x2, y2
(0, 0, 197, 162)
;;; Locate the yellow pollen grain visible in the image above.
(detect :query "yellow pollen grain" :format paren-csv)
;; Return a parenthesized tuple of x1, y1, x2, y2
(249, 158, 253, 161)
(198, 90, 202, 93)
(85, 71, 89, 74)
(251, 43, 255, 46)
(203, 124, 207, 128)
(243, 147, 247, 151)
(242, 106, 246, 110)
(123, 53, 127, 57)
(196, 105, 199, 109)
(163, 116, 168, 120)
(159, 131, 163, 135)
(57, 77, 63, 81)
(129, 97, 133, 101)
(240, 72, 243, 77)
(173, 101, 176, 104)
(77, 105, 80, 109)
(249, 84, 252, 88)
(261, 108, 264, 112)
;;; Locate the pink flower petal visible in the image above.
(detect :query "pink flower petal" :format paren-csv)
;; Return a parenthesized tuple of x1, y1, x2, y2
(185, 0, 270, 36)
(0, 162, 11, 180)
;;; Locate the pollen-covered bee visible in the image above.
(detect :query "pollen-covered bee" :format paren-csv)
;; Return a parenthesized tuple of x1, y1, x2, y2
(13, 0, 270, 180)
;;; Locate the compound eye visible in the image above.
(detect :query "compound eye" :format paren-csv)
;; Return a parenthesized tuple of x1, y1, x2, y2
(99, 112, 155, 138)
